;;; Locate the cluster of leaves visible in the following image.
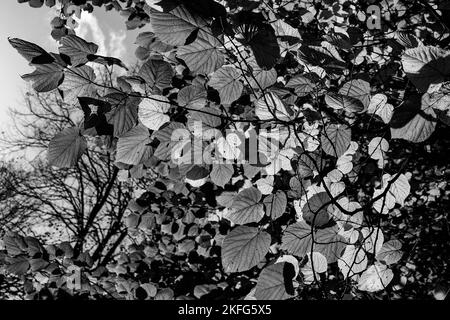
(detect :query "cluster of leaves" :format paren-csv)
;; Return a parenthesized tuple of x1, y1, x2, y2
(1, 0, 450, 300)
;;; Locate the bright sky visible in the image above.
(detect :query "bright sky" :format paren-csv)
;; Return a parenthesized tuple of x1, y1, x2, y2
(0, 1, 142, 136)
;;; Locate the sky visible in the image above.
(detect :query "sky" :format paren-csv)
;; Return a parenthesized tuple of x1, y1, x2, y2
(0, 1, 143, 138)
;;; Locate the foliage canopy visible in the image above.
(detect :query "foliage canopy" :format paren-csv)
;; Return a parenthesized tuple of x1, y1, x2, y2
(1, 0, 450, 300)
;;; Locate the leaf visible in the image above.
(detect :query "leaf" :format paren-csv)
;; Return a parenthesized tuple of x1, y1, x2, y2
(270, 20, 301, 39)
(59, 35, 98, 66)
(281, 223, 345, 263)
(401, 46, 450, 92)
(324, 93, 364, 113)
(193, 284, 217, 299)
(286, 76, 316, 97)
(3, 235, 25, 256)
(60, 65, 96, 103)
(368, 137, 389, 168)
(164, 0, 227, 19)
(395, 31, 419, 48)
(368, 93, 387, 111)
(141, 283, 158, 298)
(357, 263, 394, 292)
(233, 12, 280, 69)
(224, 187, 264, 225)
(376, 240, 403, 265)
(154, 288, 174, 300)
(88, 55, 128, 70)
(178, 84, 207, 109)
(5, 256, 30, 276)
(48, 127, 87, 168)
(302, 192, 331, 227)
(247, 57, 277, 89)
(177, 30, 224, 75)
(21, 62, 64, 92)
(116, 124, 152, 165)
(390, 94, 422, 128)
(216, 191, 237, 208)
(368, 137, 389, 155)
(8, 37, 53, 63)
(186, 165, 209, 180)
(254, 262, 295, 300)
(149, 5, 208, 46)
(153, 122, 189, 160)
(104, 93, 141, 137)
(301, 252, 328, 284)
(208, 66, 243, 104)
(361, 227, 384, 254)
(298, 42, 345, 71)
(30, 258, 49, 272)
(368, 93, 393, 124)
(263, 191, 287, 220)
(308, 252, 328, 273)
(338, 245, 368, 279)
(221, 226, 271, 273)
(255, 176, 274, 195)
(255, 92, 291, 121)
(296, 152, 318, 178)
(321, 124, 351, 158)
(28, 0, 44, 8)
(135, 32, 173, 54)
(338, 79, 371, 109)
(78, 96, 113, 135)
(216, 134, 243, 160)
(138, 96, 171, 131)
(390, 93, 437, 142)
(325, 32, 352, 50)
(210, 163, 233, 187)
(138, 59, 173, 90)
(385, 173, 411, 206)
(188, 107, 221, 130)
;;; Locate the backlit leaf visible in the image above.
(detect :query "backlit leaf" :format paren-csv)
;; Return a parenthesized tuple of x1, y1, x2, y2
(376, 240, 403, 265)
(59, 35, 98, 66)
(9, 37, 53, 63)
(263, 191, 287, 220)
(281, 222, 345, 263)
(254, 262, 295, 300)
(138, 96, 171, 131)
(149, 5, 208, 46)
(60, 65, 96, 103)
(208, 66, 243, 105)
(21, 62, 64, 92)
(116, 124, 152, 165)
(357, 263, 393, 292)
(338, 245, 368, 279)
(339, 79, 371, 110)
(401, 46, 450, 92)
(177, 30, 224, 75)
(325, 93, 364, 113)
(48, 127, 87, 168)
(321, 124, 351, 158)
(302, 192, 331, 227)
(255, 92, 291, 121)
(221, 226, 271, 273)
(224, 187, 264, 225)
(138, 59, 173, 90)
(210, 163, 233, 187)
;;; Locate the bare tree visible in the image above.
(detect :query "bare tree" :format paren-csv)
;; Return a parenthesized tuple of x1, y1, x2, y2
(1, 89, 133, 265)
